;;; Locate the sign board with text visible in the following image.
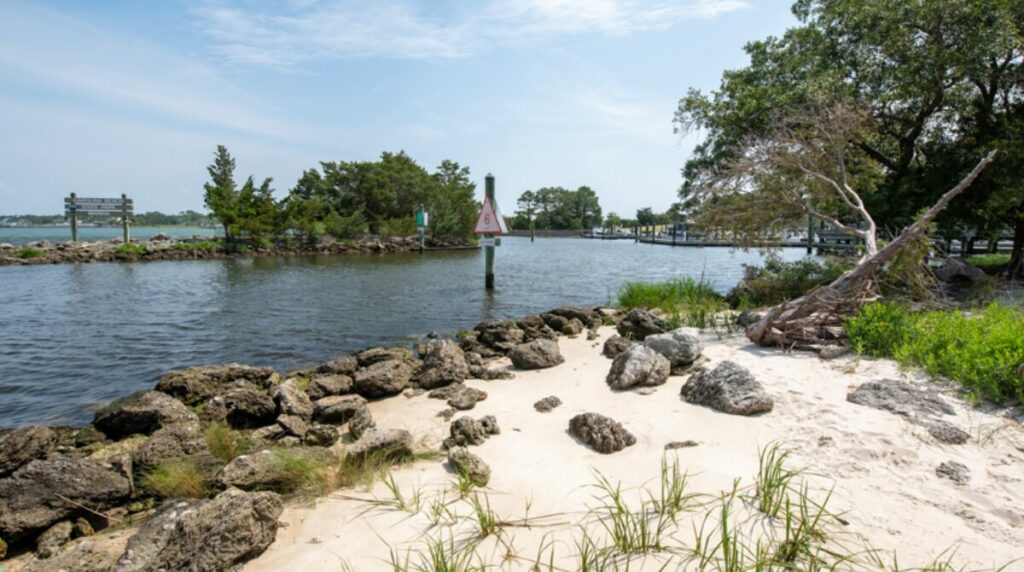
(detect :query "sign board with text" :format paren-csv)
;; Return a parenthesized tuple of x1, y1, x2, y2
(473, 196, 507, 235)
(65, 196, 134, 218)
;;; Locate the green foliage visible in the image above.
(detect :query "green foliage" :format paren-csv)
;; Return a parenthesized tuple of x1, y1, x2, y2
(847, 303, 1024, 402)
(728, 255, 851, 308)
(513, 186, 602, 230)
(140, 460, 209, 499)
(755, 443, 800, 518)
(967, 253, 1011, 270)
(15, 247, 44, 259)
(133, 210, 211, 227)
(379, 216, 418, 240)
(116, 243, 148, 256)
(173, 240, 221, 252)
(617, 277, 728, 329)
(202, 423, 251, 463)
(268, 448, 335, 495)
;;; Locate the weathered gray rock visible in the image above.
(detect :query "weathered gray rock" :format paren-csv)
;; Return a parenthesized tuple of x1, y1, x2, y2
(516, 315, 558, 342)
(533, 396, 562, 413)
(545, 306, 603, 330)
(541, 313, 584, 336)
(318, 355, 358, 376)
(0, 425, 57, 478)
(116, 488, 283, 572)
(606, 345, 671, 390)
(306, 374, 353, 400)
(568, 413, 636, 454)
(443, 416, 500, 449)
(313, 395, 368, 424)
(220, 387, 277, 429)
(602, 335, 634, 359)
(348, 408, 376, 439)
(35, 520, 73, 559)
(353, 359, 415, 398)
(469, 364, 515, 380)
(847, 380, 955, 419)
(217, 448, 335, 492)
(156, 364, 278, 405)
(303, 423, 340, 447)
(665, 440, 699, 450)
(417, 340, 470, 389)
(447, 447, 490, 486)
(276, 414, 310, 438)
(644, 328, 703, 373)
(935, 460, 970, 484)
(93, 391, 198, 440)
(346, 428, 413, 462)
(447, 386, 488, 411)
(356, 347, 412, 367)
(735, 310, 763, 327)
(474, 320, 526, 353)
(616, 309, 669, 340)
(508, 339, 564, 370)
(274, 379, 314, 419)
(680, 361, 774, 416)
(0, 456, 132, 542)
(934, 258, 986, 284)
(133, 424, 221, 479)
(20, 540, 115, 572)
(927, 420, 970, 445)
(818, 345, 849, 360)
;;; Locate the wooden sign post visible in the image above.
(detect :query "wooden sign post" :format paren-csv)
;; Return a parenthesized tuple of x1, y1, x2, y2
(474, 174, 507, 291)
(64, 195, 134, 243)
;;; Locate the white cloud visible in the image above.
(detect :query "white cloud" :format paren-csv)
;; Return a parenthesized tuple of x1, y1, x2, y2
(191, 0, 749, 65)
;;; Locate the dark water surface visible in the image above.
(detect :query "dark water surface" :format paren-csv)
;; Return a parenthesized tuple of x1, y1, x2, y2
(0, 238, 808, 428)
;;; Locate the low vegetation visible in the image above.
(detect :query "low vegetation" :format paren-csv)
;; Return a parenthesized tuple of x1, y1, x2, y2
(173, 239, 221, 252)
(203, 423, 252, 463)
(727, 255, 851, 309)
(140, 460, 208, 499)
(967, 252, 1012, 271)
(116, 242, 148, 256)
(617, 277, 729, 329)
(846, 302, 1024, 402)
(14, 247, 44, 259)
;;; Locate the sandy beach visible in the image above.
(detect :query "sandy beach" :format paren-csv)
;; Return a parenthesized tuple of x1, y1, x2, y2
(244, 326, 1024, 571)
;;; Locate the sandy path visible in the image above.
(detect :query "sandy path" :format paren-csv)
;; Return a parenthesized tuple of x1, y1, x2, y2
(246, 327, 1024, 571)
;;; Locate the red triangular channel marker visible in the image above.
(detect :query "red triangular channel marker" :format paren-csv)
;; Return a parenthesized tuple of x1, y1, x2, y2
(474, 196, 507, 235)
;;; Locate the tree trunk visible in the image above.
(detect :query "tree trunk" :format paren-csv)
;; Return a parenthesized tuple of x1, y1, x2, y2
(747, 151, 998, 348)
(1008, 217, 1024, 280)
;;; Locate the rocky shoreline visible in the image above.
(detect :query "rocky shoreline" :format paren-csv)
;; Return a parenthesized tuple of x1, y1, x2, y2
(0, 234, 475, 266)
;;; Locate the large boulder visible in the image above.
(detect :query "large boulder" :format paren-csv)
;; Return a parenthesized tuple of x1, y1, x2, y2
(353, 359, 415, 398)
(217, 448, 336, 492)
(156, 364, 278, 406)
(220, 387, 278, 429)
(605, 345, 671, 390)
(346, 428, 413, 462)
(274, 379, 314, 419)
(508, 339, 564, 370)
(306, 374, 353, 400)
(447, 447, 490, 486)
(568, 413, 636, 454)
(680, 361, 774, 416)
(318, 355, 358, 376)
(934, 258, 987, 283)
(616, 309, 669, 340)
(313, 395, 368, 424)
(847, 380, 955, 420)
(20, 540, 115, 572)
(545, 306, 603, 330)
(133, 424, 222, 480)
(515, 315, 558, 342)
(356, 347, 412, 367)
(116, 488, 283, 572)
(0, 456, 132, 542)
(644, 328, 703, 373)
(474, 320, 526, 353)
(93, 391, 198, 440)
(442, 416, 500, 449)
(540, 313, 584, 336)
(602, 335, 633, 359)
(417, 340, 470, 389)
(0, 426, 57, 478)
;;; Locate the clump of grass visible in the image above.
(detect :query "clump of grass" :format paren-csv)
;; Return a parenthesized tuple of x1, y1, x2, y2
(173, 239, 221, 252)
(380, 474, 423, 513)
(772, 483, 834, 567)
(116, 242, 148, 255)
(467, 493, 502, 538)
(846, 302, 1024, 402)
(389, 534, 484, 572)
(648, 456, 702, 519)
(140, 459, 209, 498)
(15, 247, 44, 259)
(755, 443, 801, 518)
(269, 448, 335, 496)
(454, 466, 477, 498)
(203, 423, 252, 463)
(591, 471, 672, 554)
(617, 277, 728, 330)
(336, 447, 420, 489)
(966, 252, 1010, 270)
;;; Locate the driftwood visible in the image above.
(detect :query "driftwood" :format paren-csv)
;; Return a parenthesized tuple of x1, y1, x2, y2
(747, 151, 998, 348)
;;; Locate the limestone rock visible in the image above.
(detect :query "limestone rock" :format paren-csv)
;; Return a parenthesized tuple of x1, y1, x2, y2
(665, 440, 699, 450)
(533, 396, 562, 413)
(847, 380, 955, 419)
(313, 395, 368, 425)
(93, 391, 198, 440)
(417, 340, 470, 389)
(0, 425, 57, 478)
(643, 328, 703, 373)
(680, 361, 774, 416)
(220, 387, 277, 429)
(303, 423, 340, 447)
(606, 345, 671, 390)
(508, 339, 564, 370)
(116, 488, 283, 572)
(545, 306, 603, 330)
(927, 420, 970, 445)
(20, 540, 115, 572)
(602, 335, 633, 359)
(274, 379, 314, 419)
(132, 424, 221, 480)
(935, 461, 970, 484)
(306, 374, 353, 400)
(447, 386, 488, 411)
(616, 309, 669, 340)
(276, 414, 310, 438)
(447, 447, 490, 486)
(443, 416, 500, 449)
(35, 520, 73, 559)
(353, 359, 415, 398)
(469, 365, 515, 380)
(156, 364, 278, 406)
(348, 408, 376, 439)
(346, 428, 413, 462)
(356, 347, 412, 367)
(318, 355, 358, 376)
(217, 448, 335, 492)
(568, 413, 636, 454)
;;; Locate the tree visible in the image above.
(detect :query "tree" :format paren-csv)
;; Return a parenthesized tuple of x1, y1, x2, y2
(515, 191, 537, 231)
(636, 208, 656, 226)
(203, 145, 240, 241)
(573, 186, 603, 230)
(429, 160, 478, 240)
(604, 212, 622, 233)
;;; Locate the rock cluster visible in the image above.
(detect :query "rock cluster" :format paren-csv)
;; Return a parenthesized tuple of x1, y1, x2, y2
(443, 416, 500, 449)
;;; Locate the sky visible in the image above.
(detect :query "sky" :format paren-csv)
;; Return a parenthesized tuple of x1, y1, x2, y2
(0, 0, 798, 218)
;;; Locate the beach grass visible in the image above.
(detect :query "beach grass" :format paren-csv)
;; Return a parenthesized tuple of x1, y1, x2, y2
(203, 423, 252, 463)
(140, 459, 209, 499)
(617, 277, 728, 329)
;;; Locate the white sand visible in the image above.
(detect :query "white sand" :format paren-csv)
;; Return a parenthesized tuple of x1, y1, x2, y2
(246, 327, 1024, 571)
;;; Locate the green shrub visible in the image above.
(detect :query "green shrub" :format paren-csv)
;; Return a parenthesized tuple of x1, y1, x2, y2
(966, 252, 1011, 270)
(728, 255, 851, 309)
(325, 210, 367, 240)
(173, 240, 221, 252)
(846, 303, 1024, 402)
(379, 216, 418, 240)
(116, 242, 148, 256)
(140, 460, 209, 498)
(203, 423, 251, 463)
(15, 247, 44, 259)
(269, 449, 335, 495)
(617, 277, 728, 329)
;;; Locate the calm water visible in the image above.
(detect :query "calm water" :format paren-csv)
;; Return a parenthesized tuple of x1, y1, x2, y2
(0, 238, 809, 428)
(0, 226, 212, 245)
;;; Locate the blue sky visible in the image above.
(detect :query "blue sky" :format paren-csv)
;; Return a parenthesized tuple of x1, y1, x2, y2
(0, 0, 797, 217)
